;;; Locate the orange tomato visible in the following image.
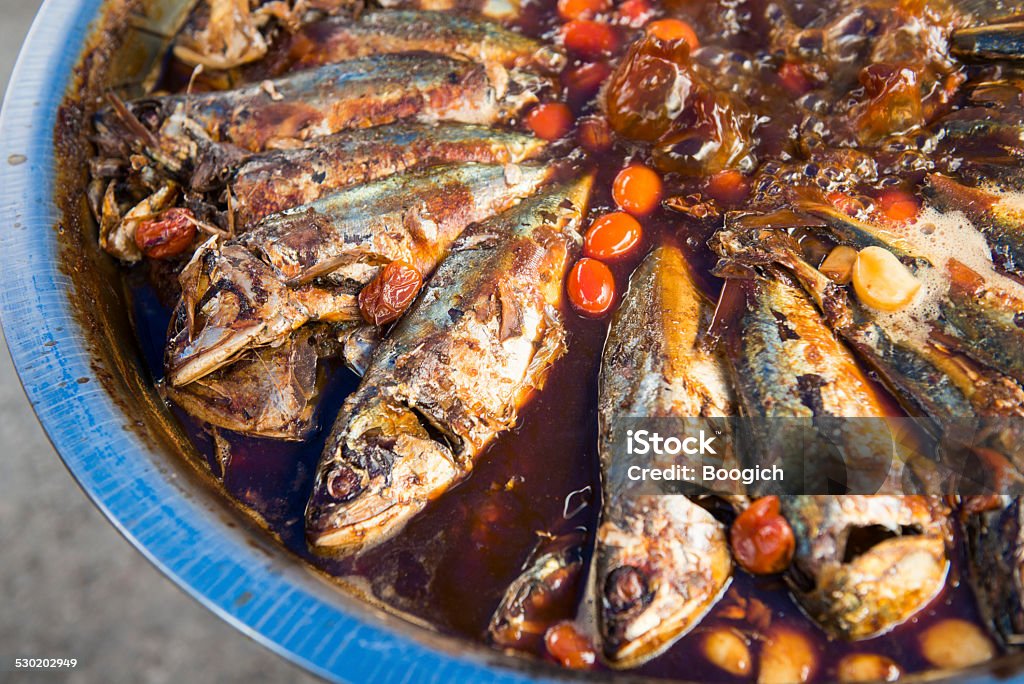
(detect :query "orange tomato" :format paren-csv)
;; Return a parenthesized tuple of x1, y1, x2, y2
(584, 212, 643, 260)
(645, 18, 699, 49)
(612, 164, 663, 216)
(567, 258, 616, 316)
(617, 0, 652, 26)
(730, 496, 796, 575)
(524, 103, 574, 141)
(705, 169, 750, 205)
(877, 187, 920, 223)
(561, 19, 619, 58)
(558, 0, 609, 20)
(545, 622, 597, 669)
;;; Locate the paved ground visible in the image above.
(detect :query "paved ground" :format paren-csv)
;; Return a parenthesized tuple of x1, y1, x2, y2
(0, 3, 322, 682)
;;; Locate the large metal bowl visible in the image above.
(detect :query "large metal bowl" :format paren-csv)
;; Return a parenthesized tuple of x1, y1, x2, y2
(3, 1, 1024, 683)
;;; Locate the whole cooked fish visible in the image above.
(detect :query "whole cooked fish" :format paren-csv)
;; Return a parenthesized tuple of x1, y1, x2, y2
(224, 123, 547, 226)
(94, 52, 545, 172)
(167, 162, 555, 387)
(304, 174, 593, 553)
(595, 243, 733, 668)
(782, 495, 950, 640)
(280, 10, 565, 75)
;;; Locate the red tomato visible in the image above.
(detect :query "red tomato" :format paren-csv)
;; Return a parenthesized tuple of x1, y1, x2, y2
(561, 19, 619, 59)
(558, 0, 609, 20)
(544, 622, 597, 669)
(645, 18, 699, 49)
(567, 258, 616, 316)
(730, 496, 796, 575)
(564, 62, 612, 102)
(612, 164, 663, 216)
(584, 212, 643, 261)
(779, 61, 813, 96)
(524, 103, 574, 141)
(877, 187, 920, 223)
(705, 170, 751, 205)
(617, 0, 652, 25)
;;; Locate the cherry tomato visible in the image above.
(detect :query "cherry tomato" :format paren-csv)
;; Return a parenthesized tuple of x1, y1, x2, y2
(612, 164, 663, 216)
(876, 187, 920, 223)
(544, 622, 597, 669)
(705, 169, 750, 205)
(561, 19, 618, 59)
(358, 261, 423, 325)
(584, 212, 643, 261)
(564, 62, 612, 102)
(778, 61, 813, 96)
(577, 115, 614, 152)
(524, 103, 574, 141)
(135, 207, 197, 259)
(645, 18, 699, 49)
(617, 0, 652, 26)
(558, 0, 609, 20)
(730, 496, 796, 575)
(567, 258, 615, 317)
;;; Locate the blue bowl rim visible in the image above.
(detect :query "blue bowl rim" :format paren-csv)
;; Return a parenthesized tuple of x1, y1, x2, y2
(2, 2, 1024, 683)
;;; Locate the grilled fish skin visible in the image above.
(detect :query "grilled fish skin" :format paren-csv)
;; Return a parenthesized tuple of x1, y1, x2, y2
(717, 272, 906, 494)
(281, 10, 565, 75)
(165, 327, 321, 440)
(167, 162, 554, 387)
(782, 495, 950, 640)
(95, 52, 543, 172)
(595, 244, 733, 669)
(239, 162, 555, 286)
(304, 174, 593, 554)
(226, 123, 547, 227)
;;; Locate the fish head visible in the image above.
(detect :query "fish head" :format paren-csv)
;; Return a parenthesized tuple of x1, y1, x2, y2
(597, 496, 732, 669)
(166, 241, 292, 386)
(305, 391, 461, 553)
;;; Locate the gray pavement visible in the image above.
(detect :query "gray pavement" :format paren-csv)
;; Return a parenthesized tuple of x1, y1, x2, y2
(0, 3, 322, 682)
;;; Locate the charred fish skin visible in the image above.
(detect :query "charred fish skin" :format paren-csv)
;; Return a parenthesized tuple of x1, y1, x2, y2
(164, 327, 321, 440)
(783, 496, 950, 641)
(596, 244, 733, 669)
(95, 52, 543, 166)
(228, 123, 548, 226)
(305, 175, 594, 554)
(167, 162, 554, 387)
(285, 10, 566, 74)
(241, 162, 556, 286)
(488, 530, 588, 652)
(966, 497, 1024, 647)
